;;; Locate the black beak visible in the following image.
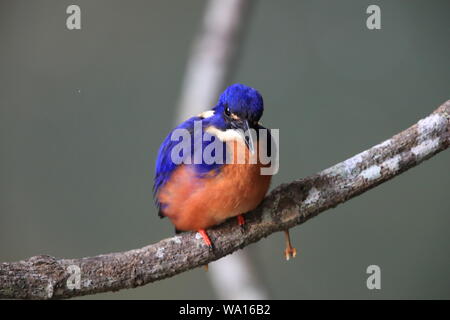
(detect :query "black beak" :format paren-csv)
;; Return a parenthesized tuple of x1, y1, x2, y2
(230, 119, 255, 154)
(242, 120, 255, 155)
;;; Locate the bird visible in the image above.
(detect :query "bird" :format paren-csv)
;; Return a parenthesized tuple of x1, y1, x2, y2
(153, 83, 296, 260)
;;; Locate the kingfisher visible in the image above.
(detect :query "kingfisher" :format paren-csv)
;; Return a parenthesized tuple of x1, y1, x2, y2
(153, 83, 296, 260)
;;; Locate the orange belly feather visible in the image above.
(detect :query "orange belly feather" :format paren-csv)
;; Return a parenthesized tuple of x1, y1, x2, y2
(157, 139, 272, 231)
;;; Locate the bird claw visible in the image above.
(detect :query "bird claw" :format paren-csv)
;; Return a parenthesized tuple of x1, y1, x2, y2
(283, 229, 297, 261)
(237, 214, 245, 230)
(198, 229, 214, 250)
(284, 247, 297, 261)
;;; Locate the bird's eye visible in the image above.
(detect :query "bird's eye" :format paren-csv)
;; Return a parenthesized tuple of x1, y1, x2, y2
(224, 106, 231, 116)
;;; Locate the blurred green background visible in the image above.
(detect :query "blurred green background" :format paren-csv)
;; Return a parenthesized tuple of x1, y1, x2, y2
(1, 0, 449, 299)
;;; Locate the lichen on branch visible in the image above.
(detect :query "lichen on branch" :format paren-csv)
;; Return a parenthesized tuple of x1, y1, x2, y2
(0, 100, 449, 299)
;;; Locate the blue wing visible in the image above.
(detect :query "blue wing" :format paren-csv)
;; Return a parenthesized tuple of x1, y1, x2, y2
(153, 115, 226, 216)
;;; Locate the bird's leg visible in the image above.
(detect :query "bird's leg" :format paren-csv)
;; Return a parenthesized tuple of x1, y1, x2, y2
(198, 229, 212, 271)
(198, 229, 213, 249)
(237, 214, 245, 230)
(284, 229, 297, 261)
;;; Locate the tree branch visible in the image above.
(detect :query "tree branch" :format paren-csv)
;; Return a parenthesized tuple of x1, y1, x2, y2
(1, 100, 449, 299)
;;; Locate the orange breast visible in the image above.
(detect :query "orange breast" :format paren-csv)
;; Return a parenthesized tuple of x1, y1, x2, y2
(157, 139, 272, 231)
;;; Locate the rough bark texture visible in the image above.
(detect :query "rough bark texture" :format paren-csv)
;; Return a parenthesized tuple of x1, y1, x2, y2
(1, 100, 449, 300)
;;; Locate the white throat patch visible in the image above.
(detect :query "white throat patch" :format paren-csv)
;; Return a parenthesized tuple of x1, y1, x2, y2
(205, 126, 246, 144)
(197, 110, 215, 119)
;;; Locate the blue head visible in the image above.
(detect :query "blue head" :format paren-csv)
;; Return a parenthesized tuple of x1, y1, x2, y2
(211, 83, 264, 129)
(203, 83, 264, 154)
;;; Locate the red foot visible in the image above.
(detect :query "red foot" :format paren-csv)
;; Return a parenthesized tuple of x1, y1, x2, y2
(237, 214, 245, 227)
(284, 229, 297, 261)
(198, 229, 212, 248)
